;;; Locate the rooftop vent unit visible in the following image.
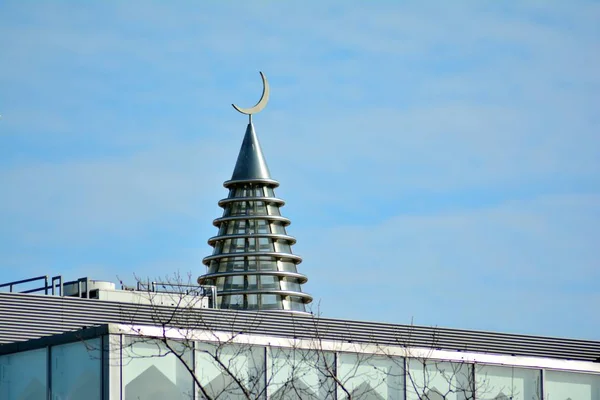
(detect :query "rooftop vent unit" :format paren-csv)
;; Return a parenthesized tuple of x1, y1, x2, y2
(0, 275, 217, 309)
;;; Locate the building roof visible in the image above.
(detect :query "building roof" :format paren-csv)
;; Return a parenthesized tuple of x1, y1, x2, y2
(1, 292, 599, 363)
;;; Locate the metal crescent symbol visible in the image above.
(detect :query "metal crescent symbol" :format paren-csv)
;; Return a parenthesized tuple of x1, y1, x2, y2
(232, 71, 270, 115)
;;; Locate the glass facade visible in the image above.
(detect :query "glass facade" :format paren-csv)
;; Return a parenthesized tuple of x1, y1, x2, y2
(475, 365, 541, 400)
(1, 333, 600, 400)
(122, 337, 193, 400)
(196, 342, 265, 399)
(199, 180, 312, 312)
(545, 370, 600, 400)
(406, 360, 472, 400)
(338, 353, 405, 399)
(0, 347, 47, 400)
(51, 338, 102, 400)
(268, 347, 335, 399)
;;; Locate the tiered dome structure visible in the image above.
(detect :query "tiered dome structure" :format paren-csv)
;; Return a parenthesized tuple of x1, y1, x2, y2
(197, 122, 312, 312)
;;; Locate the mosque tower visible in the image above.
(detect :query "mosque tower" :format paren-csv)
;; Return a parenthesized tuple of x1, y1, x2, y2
(197, 72, 312, 312)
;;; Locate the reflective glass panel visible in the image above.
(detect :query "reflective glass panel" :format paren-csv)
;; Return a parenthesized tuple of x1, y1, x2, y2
(247, 294, 259, 310)
(475, 365, 540, 400)
(230, 276, 244, 290)
(246, 219, 256, 234)
(261, 294, 282, 309)
(338, 353, 404, 400)
(545, 370, 600, 400)
(253, 202, 267, 215)
(407, 360, 472, 400)
(0, 348, 47, 400)
(196, 342, 266, 399)
(221, 294, 244, 309)
(281, 277, 301, 292)
(122, 337, 193, 400)
(51, 338, 101, 400)
(268, 348, 335, 399)
(259, 275, 279, 290)
(233, 259, 246, 271)
(247, 275, 258, 289)
(226, 220, 246, 235)
(279, 261, 298, 272)
(288, 297, 306, 312)
(258, 257, 277, 271)
(270, 222, 286, 234)
(267, 204, 281, 216)
(259, 237, 274, 252)
(248, 257, 258, 271)
(229, 201, 248, 216)
(256, 220, 270, 234)
(233, 238, 247, 253)
(221, 240, 232, 253)
(275, 242, 291, 254)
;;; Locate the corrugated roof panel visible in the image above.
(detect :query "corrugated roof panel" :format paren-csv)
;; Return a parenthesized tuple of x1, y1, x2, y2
(0, 292, 598, 362)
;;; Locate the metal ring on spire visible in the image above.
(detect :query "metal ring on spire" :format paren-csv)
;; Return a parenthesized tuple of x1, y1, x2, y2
(232, 72, 270, 119)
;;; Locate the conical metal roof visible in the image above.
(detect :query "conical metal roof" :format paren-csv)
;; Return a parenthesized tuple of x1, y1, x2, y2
(230, 123, 271, 181)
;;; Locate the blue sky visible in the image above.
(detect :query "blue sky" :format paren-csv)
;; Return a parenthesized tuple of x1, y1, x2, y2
(0, 1, 598, 340)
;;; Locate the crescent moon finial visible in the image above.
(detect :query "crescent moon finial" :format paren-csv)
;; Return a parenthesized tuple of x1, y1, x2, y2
(232, 72, 270, 119)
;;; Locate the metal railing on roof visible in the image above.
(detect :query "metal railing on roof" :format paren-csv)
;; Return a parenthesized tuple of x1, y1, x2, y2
(136, 280, 218, 309)
(0, 275, 63, 296)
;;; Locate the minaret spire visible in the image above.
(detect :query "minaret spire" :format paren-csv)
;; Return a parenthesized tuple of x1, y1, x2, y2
(198, 72, 312, 312)
(230, 122, 271, 181)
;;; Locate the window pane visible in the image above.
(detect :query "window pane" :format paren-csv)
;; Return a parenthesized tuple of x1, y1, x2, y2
(270, 222, 286, 234)
(475, 365, 540, 400)
(407, 360, 472, 400)
(227, 220, 246, 235)
(267, 204, 281, 216)
(253, 201, 267, 215)
(280, 277, 300, 292)
(221, 294, 244, 309)
(256, 220, 270, 234)
(0, 348, 47, 400)
(545, 370, 600, 400)
(268, 348, 335, 399)
(288, 297, 306, 312)
(221, 240, 232, 253)
(232, 238, 245, 253)
(259, 237, 274, 252)
(51, 338, 101, 400)
(275, 242, 291, 254)
(259, 275, 279, 290)
(247, 294, 259, 310)
(122, 337, 193, 400)
(233, 259, 246, 271)
(279, 261, 298, 272)
(338, 353, 404, 400)
(258, 257, 277, 271)
(230, 276, 244, 290)
(475, 365, 541, 400)
(260, 294, 282, 309)
(196, 342, 265, 399)
(229, 201, 247, 216)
